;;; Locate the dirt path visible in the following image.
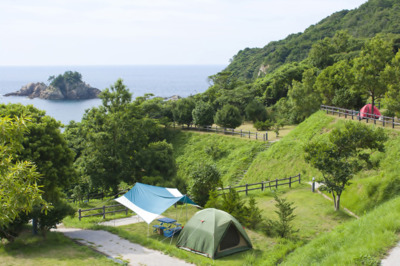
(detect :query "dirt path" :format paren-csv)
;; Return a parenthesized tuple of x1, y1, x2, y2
(54, 226, 191, 266)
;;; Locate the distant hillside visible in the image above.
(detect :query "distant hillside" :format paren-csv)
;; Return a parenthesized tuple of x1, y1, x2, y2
(225, 0, 400, 80)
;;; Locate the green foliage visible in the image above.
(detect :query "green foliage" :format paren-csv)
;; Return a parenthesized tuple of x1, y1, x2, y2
(265, 194, 297, 238)
(205, 189, 262, 230)
(214, 104, 243, 129)
(0, 116, 48, 235)
(66, 79, 177, 194)
(383, 50, 400, 117)
(254, 120, 273, 131)
(304, 121, 388, 210)
(188, 164, 221, 206)
(353, 34, 395, 110)
(225, 0, 400, 81)
(245, 99, 267, 123)
(173, 97, 196, 126)
(192, 101, 214, 127)
(49, 71, 83, 95)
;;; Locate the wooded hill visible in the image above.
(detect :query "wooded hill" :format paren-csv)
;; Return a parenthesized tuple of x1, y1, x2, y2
(225, 0, 400, 80)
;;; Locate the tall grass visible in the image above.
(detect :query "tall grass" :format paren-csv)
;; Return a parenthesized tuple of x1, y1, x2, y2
(283, 196, 400, 265)
(170, 131, 265, 185)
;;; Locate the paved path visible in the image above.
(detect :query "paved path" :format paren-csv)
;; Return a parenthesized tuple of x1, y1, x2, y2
(54, 225, 190, 266)
(382, 242, 400, 266)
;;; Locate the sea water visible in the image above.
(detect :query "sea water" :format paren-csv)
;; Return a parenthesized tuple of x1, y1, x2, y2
(0, 65, 225, 125)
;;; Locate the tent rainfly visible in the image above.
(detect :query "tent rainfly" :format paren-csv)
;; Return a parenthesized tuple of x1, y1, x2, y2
(176, 208, 252, 259)
(115, 183, 196, 224)
(358, 104, 381, 119)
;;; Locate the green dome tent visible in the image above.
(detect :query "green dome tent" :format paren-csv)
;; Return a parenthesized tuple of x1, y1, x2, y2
(176, 208, 252, 259)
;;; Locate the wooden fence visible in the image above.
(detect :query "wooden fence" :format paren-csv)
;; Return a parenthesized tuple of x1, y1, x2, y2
(69, 189, 129, 203)
(177, 124, 268, 141)
(218, 174, 301, 196)
(78, 204, 129, 221)
(321, 105, 400, 128)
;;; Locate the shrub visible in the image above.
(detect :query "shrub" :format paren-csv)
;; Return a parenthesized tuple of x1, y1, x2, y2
(214, 104, 243, 129)
(254, 120, 274, 131)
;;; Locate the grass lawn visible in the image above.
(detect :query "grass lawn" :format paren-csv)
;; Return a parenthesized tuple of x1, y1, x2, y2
(63, 185, 351, 265)
(0, 229, 118, 266)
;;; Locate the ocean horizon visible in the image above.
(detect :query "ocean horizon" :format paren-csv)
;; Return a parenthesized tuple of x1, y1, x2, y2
(0, 65, 225, 125)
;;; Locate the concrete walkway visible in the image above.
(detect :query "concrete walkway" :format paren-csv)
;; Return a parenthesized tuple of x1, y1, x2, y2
(54, 220, 190, 266)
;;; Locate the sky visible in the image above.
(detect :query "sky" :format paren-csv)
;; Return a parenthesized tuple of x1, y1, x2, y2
(1, 0, 368, 66)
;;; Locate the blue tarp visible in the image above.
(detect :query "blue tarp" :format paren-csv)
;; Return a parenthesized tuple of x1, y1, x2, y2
(115, 183, 196, 224)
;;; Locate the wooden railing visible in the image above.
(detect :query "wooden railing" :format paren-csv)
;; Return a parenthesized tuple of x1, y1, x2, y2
(321, 105, 400, 128)
(218, 174, 301, 196)
(177, 124, 268, 141)
(78, 204, 129, 221)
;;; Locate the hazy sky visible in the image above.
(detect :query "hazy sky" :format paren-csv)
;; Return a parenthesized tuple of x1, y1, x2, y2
(1, 0, 367, 66)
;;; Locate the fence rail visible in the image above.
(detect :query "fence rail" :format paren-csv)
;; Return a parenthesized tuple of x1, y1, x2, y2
(69, 189, 129, 203)
(177, 124, 268, 141)
(218, 174, 301, 196)
(321, 105, 400, 128)
(78, 204, 129, 221)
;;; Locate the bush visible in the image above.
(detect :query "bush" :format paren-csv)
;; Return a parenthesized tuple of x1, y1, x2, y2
(192, 101, 214, 127)
(254, 120, 274, 131)
(214, 104, 243, 129)
(205, 189, 262, 230)
(245, 100, 267, 123)
(188, 164, 221, 206)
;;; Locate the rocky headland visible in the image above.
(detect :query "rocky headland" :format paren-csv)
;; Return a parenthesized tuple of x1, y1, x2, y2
(4, 71, 101, 100)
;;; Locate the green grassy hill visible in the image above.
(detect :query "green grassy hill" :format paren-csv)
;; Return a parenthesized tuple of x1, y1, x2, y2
(170, 130, 266, 186)
(242, 110, 400, 216)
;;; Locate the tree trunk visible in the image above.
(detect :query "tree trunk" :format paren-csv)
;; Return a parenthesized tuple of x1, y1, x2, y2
(332, 191, 337, 210)
(335, 194, 341, 211)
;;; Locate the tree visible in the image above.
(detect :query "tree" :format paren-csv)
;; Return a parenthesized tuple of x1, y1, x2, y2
(0, 116, 48, 236)
(173, 97, 195, 126)
(304, 122, 387, 211)
(188, 164, 221, 206)
(383, 50, 400, 116)
(214, 104, 243, 129)
(287, 68, 321, 122)
(192, 101, 214, 127)
(353, 35, 394, 116)
(245, 100, 267, 123)
(0, 104, 76, 236)
(266, 193, 297, 238)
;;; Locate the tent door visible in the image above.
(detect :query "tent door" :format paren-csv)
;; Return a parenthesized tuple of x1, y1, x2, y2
(219, 223, 241, 251)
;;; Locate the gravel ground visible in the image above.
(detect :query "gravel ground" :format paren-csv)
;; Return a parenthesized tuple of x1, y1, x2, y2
(54, 227, 191, 266)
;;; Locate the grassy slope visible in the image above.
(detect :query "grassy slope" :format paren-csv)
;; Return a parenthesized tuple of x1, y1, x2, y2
(244, 111, 335, 184)
(283, 196, 400, 265)
(170, 131, 266, 185)
(244, 111, 400, 217)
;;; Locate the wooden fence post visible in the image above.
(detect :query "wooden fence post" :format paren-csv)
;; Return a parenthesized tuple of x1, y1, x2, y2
(289, 176, 292, 188)
(232, 129, 234, 135)
(261, 182, 264, 191)
(103, 205, 106, 219)
(393, 117, 395, 129)
(275, 179, 278, 189)
(256, 132, 258, 140)
(299, 173, 301, 184)
(245, 184, 248, 196)
(79, 209, 82, 221)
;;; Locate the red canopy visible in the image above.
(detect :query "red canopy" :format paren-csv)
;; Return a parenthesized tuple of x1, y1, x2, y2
(358, 104, 381, 119)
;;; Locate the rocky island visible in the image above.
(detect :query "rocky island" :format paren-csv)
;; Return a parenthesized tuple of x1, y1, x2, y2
(5, 71, 101, 100)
